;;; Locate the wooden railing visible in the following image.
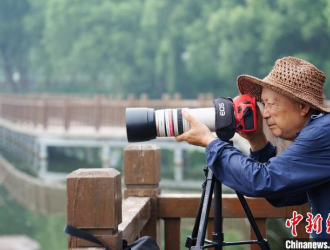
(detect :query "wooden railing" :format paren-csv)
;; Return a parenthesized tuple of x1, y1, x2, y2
(66, 144, 309, 250)
(0, 93, 214, 130)
(1, 94, 329, 132)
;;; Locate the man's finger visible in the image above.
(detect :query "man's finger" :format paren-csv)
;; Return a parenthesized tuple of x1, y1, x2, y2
(175, 133, 187, 142)
(182, 110, 198, 126)
(175, 135, 183, 142)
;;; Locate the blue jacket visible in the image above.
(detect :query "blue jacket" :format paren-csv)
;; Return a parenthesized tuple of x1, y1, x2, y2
(206, 112, 330, 238)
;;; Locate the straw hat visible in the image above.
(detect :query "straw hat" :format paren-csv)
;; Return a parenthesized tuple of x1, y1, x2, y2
(237, 56, 330, 112)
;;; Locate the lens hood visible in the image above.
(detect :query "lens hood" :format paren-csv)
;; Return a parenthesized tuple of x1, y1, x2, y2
(126, 108, 157, 142)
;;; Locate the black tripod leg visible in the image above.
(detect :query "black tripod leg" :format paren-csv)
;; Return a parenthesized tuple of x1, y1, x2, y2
(186, 182, 206, 248)
(212, 179, 223, 248)
(236, 192, 271, 250)
(190, 169, 215, 250)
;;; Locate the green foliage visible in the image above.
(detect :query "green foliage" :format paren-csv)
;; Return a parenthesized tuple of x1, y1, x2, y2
(1, 0, 330, 98)
(0, 0, 31, 92)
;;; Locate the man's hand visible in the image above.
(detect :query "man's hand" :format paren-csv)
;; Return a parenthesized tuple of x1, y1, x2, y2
(237, 104, 268, 151)
(175, 110, 217, 147)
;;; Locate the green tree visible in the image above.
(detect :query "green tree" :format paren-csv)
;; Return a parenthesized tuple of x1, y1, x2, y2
(43, 0, 144, 93)
(0, 0, 31, 92)
(183, 0, 330, 98)
(2, 0, 330, 99)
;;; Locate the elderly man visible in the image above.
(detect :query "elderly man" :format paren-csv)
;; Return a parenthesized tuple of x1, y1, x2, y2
(176, 57, 330, 239)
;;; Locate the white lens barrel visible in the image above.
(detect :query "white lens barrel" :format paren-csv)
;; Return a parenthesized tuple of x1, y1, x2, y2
(188, 108, 215, 132)
(165, 109, 174, 136)
(172, 109, 179, 136)
(155, 107, 215, 137)
(155, 109, 166, 137)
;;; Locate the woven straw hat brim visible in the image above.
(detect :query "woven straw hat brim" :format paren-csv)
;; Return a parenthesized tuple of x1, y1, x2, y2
(237, 74, 330, 113)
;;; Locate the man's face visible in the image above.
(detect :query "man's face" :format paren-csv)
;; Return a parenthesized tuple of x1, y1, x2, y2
(261, 87, 310, 141)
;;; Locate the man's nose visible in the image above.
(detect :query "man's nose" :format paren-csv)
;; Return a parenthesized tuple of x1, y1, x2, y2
(262, 107, 270, 118)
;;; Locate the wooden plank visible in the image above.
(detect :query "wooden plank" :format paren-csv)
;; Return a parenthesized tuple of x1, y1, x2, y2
(119, 197, 151, 244)
(164, 218, 181, 250)
(158, 194, 201, 218)
(158, 194, 308, 219)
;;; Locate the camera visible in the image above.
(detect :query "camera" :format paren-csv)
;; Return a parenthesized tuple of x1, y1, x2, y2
(126, 94, 257, 142)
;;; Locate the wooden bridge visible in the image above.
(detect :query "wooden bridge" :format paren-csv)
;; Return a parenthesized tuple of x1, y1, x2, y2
(0, 93, 230, 216)
(0, 93, 225, 181)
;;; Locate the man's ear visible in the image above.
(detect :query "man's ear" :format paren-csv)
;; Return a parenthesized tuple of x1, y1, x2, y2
(300, 103, 311, 116)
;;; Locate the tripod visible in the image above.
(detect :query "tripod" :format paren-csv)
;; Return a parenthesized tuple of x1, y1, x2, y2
(186, 166, 270, 250)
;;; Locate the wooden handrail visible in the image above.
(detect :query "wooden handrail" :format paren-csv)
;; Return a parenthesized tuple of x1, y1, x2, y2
(157, 194, 308, 250)
(0, 93, 214, 130)
(119, 197, 151, 243)
(157, 194, 308, 218)
(66, 144, 310, 250)
(1, 94, 328, 133)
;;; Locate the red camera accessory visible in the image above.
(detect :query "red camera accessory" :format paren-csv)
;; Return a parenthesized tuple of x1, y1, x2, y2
(233, 94, 257, 133)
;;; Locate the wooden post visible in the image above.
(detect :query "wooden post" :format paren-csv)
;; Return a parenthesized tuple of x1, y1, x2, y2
(161, 93, 170, 102)
(66, 169, 123, 250)
(139, 93, 148, 107)
(64, 98, 70, 131)
(173, 93, 181, 100)
(41, 100, 48, 130)
(94, 96, 102, 131)
(0, 96, 2, 117)
(124, 144, 161, 245)
(164, 218, 181, 250)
